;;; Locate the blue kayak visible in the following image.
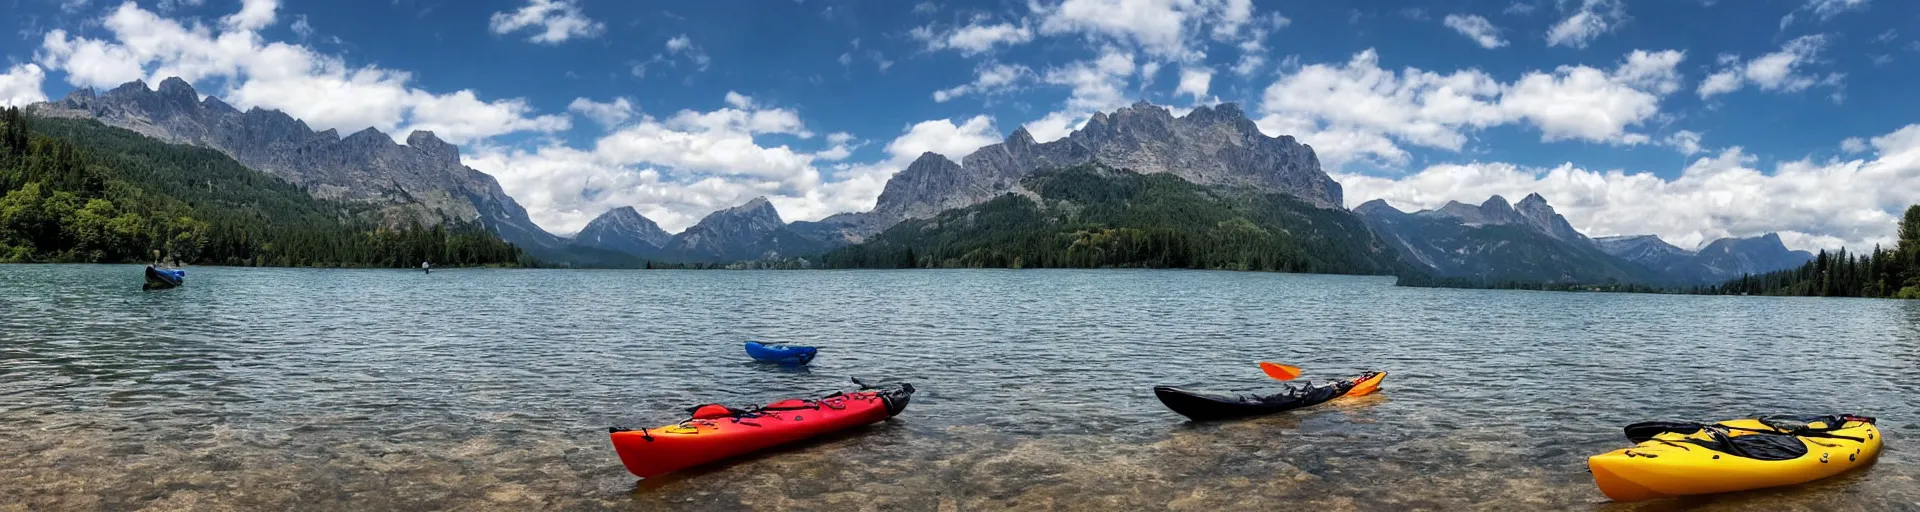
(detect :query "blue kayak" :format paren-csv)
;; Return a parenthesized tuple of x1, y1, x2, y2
(143, 265, 185, 290)
(744, 341, 817, 366)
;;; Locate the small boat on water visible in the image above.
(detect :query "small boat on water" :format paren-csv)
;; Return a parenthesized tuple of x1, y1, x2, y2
(1153, 371, 1386, 422)
(745, 341, 817, 366)
(143, 265, 185, 290)
(1588, 414, 1881, 502)
(607, 379, 915, 478)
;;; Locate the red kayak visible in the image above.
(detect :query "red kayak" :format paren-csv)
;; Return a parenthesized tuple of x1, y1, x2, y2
(608, 381, 915, 478)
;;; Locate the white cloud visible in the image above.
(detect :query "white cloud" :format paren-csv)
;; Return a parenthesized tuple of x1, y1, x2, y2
(1504, 2, 1537, 15)
(34, 1, 568, 144)
(1443, 14, 1508, 49)
(1230, 13, 1287, 77)
(1806, 0, 1871, 20)
(488, 0, 605, 44)
(664, 35, 711, 71)
(1840, 136, 1867, 154)
(1022, 47, 1138, 143)
(1663, 130, 1703, 155)
(467, 108, 1002, 236)
(837, 52, 852, 66)
(290, 14, 313, 39)
(1546, 0, 1626, 49)
(224, 0, 277, 32)
(1252, 48, 1684, 168)
(1697, 35, 1832, 98)
(1175, 66, 1211, 100)
(1031, 0, 1260, 61)
(932, 62, 1030, 102)
(885, 116, 1002, 167)
(568, 97, 635, 127)
(914, 20, 1034, 56)
(156, 0, 205, 11)
(1340, 124, 1920, 251)
(0, 64, 49, 107)
(724, 91, 753, 109)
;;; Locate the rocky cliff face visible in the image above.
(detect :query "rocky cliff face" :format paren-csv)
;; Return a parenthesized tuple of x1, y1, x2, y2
(817, 101, 1341, 241)
(572, 206, 672, 258)
(30, 77, 567, 254)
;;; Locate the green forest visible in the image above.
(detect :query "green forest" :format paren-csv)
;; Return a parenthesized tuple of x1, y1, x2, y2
(821, 164, 1402, 274)
(1696, 205, 1920, 299)
(0, 108, 527, 267)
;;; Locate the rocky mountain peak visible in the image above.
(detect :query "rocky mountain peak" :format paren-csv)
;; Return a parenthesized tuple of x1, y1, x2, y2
(1510, 193, 1590, 245)
(1353, 199, 1404, 217)
(107, 79, 150, 98)
(343, 127, 391, 147)
(1006, 126, 1037, 148)
(406, 130, 459, 165)
(812, 99, 1344, 243)
(1482, 195, 1513, 212)
(26, 76, 573, 261)
(574, 205, 672, 255)
(157, 77, 197, 98)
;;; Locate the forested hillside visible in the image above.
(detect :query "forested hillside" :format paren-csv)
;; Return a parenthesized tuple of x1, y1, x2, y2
(1697, 205, 1920, 298)
(821, 164, 1402, 274)
(0, 108, 527, 267)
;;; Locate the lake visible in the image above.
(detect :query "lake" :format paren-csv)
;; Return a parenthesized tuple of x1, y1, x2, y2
(1, 265, 1916, 510)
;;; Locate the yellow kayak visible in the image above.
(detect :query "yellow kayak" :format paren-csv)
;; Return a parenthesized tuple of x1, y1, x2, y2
(1588, 415, 1881, 502)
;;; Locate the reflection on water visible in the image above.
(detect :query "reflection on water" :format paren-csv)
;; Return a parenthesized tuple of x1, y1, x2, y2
(1, 265, 1916, 510)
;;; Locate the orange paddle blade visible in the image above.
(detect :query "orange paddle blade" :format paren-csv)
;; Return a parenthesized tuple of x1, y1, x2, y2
(1258, 362, 1302, 381)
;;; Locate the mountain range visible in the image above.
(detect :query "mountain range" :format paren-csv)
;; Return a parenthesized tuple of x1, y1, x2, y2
(26, 77, 1815, 283)
(1358, 196, 1811, 286)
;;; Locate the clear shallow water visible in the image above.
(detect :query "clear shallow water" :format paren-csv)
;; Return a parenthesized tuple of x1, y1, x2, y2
(2, 264, 1917, 511)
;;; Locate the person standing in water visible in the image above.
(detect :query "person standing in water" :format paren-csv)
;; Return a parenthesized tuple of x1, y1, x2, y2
(421, 260, 431, 274)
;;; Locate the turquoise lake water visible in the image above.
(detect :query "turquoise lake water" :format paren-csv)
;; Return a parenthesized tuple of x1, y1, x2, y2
(2, 264, 1916, 510)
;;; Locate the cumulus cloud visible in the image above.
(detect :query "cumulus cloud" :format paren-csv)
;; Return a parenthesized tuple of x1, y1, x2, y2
(932, 62, 1030, 102)
(0, 64, 48, 107)
(568, 97, 635, 127)
(489, 0, 605, 44)
(1023, 47, 1138, 143)
(912, 19, 1034, 56)
(1443, 14, 1508, 49)
(34, 1, 568, 144)
(1031, 0, 1258, 61)
(1340, 123, 1920, 251)
(1697, 35, 1833, 98)
(1253, 48, 1685, 168)
(465, 91, 1003, 235)
(1840, 136, 1868, 154)
(1663, 130, 1703, 155)
(1175, 66, 1211, 100)
(1546, 0, 1626, 49)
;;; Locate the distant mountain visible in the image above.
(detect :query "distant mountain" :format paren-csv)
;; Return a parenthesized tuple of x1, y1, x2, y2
(663, 197, 837, 263)
(813, 101, 1342, 242)
(572, 206, 671, 258)
(1355, 197, 1653, 285)
(823, 164, 1401, 274)
(28, 77, 576, 261)
(1595, 233, 1813, 284)
(1362, 193, 1818, 287)
(1594, 235, 1694, 273)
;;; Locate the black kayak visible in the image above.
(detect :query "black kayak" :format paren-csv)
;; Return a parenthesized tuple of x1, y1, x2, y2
(1153, 371, 1385, 422)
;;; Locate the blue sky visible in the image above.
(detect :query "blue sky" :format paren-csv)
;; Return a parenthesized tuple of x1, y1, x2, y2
(2, 0, 1917, 251)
